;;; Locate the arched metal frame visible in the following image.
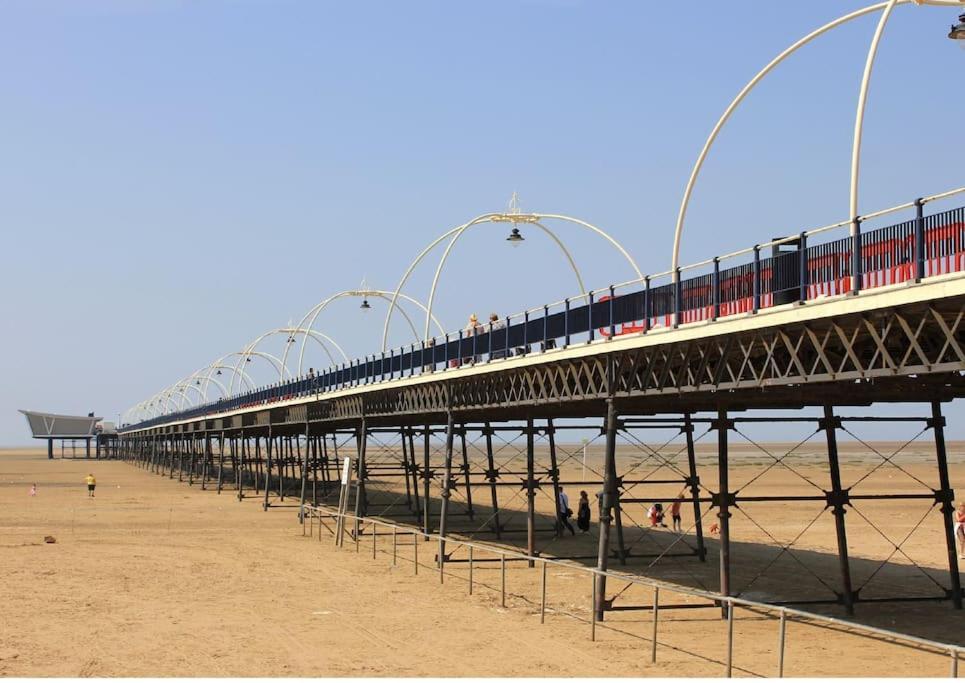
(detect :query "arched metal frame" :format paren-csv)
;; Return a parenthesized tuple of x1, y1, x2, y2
(671, 0, 963, 283)
(224, 348, 296, 397)
(290, 289, 445, 373)
(229, 328, 348, 396)
(383, 211, 643, 348)
(192, 363, 255, 401)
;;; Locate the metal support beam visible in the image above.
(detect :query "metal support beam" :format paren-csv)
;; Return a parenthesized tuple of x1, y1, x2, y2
(595, 398, 619, 621)
(822, 404, 855, 615)
(716, 405, 732, 618)
(931, 401, 963, 610)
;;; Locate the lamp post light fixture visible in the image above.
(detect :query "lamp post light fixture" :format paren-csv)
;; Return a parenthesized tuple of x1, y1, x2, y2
(360, 298, 372, 312)
(506, 227, 525, 246)
(950, 12, 965, 40)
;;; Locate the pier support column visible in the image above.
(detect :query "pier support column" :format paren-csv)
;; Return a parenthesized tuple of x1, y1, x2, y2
(822, 404, 855, 615)
(715, 406, 734, 618)
(299, 423, 311, 523)
(263, 429, 273, 511)
(422, 425, 432, 536)
(547, 419, 564, 538)
(684, 413, 707, 561)
(437, 411, 455, 566)
(594, 398, 619, 621)
(484, 422, 502, 539)
(931, 401, 963, 610)
(526, 417, 537, 567)
(407, 428, 421, 521)
(216, 431, 226, 494)
(459, 427, 474, 520)
(400, 427, 413, 512)
(353, 417, 369, 537)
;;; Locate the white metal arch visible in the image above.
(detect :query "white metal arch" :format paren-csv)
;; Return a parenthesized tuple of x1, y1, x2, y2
(229, 328, 347, 396)
(172, 380, 206, 410)
(290, 289, 445, 372)
(670, 0, 963, 282)
(225, 349, 290, 397)
(186, 370, 229, 403)
(382, 211, 643, 346)
(193, 363, 254, 401)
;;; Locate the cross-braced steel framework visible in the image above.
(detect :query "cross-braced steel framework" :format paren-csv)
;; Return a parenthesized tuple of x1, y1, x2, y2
(118, 287, 965, 620)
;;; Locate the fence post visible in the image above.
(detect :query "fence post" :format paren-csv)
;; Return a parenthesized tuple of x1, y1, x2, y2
(712, 257, 720, 320)
(372, 520, 377, 559)
(587, 291, 595, 343)
(651, 586, 659, 663)
(726, 602, 734, 678)
(798, 232, 808, 302)
(591, 574, 597, 642)
(915, 197, 925, 282)
(392, 527, 397, 566)
(778, 609, 786, 678)
(950, 650, 958, 678)
(414, 531, 419, 575)
(673, 268, 682, 328)
(752, 245, 761, 313)
(643, 276, 651, 332)
(469, 546, 474, 595)
(439, 540, 445, 584)
(851, 216, 863, 294)
(540, 560, 547, 624)
(564, 298, 571, 347)
(608, 285, 616, 338)
(501, 554, 507, 607)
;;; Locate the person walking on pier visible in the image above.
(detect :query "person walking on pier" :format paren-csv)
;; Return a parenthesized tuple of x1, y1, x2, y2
(85, 473, 96, 498)
(956, 501, 965, 558)
(576, 490, 591, 533)
(557, 487, 575, 536)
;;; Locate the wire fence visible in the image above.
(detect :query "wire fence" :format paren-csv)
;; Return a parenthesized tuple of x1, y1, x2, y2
(302, 502, 963, 678)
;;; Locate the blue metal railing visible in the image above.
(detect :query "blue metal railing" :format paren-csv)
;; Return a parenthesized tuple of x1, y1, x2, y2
(125, 203, 965, 430)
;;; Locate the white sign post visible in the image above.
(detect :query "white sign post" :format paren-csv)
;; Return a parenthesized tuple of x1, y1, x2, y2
(335, 456, 353, 546)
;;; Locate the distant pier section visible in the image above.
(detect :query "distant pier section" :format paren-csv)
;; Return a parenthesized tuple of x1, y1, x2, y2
(18, 410, 118, 459)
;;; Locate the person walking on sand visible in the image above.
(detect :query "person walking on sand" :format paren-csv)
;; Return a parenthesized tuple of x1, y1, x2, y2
(956, 501, 965, 559)
(577, 490, 591, 533)
(29, 483, 37, 497)
(557, 487, 576, 536)
(85, 473, 96, 498)
(670, 493, 684, 533)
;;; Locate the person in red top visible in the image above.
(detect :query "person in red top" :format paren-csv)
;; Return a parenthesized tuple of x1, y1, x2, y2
(955, 501, 965, 559)
(670, 494, 684, 533)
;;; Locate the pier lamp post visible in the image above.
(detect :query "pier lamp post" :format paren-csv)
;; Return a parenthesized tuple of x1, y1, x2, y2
(670, 0, 965, 292)
(289, 287, 444, 375)
(382, 193, 643, 347)
(506, 227, 525, 246)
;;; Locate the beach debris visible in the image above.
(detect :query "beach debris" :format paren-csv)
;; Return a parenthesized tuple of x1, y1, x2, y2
(44, 535, 56, 544)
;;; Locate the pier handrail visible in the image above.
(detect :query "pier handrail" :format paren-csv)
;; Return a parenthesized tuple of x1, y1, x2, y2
(304, 502, 964, 677)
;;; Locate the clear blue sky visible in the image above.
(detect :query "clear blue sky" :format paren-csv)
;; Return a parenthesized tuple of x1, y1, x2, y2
(2, 1, 963, 444)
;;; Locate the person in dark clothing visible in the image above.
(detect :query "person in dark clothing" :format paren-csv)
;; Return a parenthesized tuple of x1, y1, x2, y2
(557, 487, 576, 536)
(577, 490, 591, 532)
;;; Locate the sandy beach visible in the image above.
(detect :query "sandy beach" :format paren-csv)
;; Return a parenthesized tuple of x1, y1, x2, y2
(2, 443, 964, 677)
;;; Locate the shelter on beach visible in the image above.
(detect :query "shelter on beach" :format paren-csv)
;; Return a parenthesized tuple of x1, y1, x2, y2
(18, 410, 117, 459)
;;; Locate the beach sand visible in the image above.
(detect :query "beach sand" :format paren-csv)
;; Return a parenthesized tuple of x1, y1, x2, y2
(1, 444, 964, 677)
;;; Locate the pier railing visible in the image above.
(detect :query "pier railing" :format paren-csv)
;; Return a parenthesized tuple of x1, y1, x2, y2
(125, 188, 965, 430)
(302, 503, 964, 678)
